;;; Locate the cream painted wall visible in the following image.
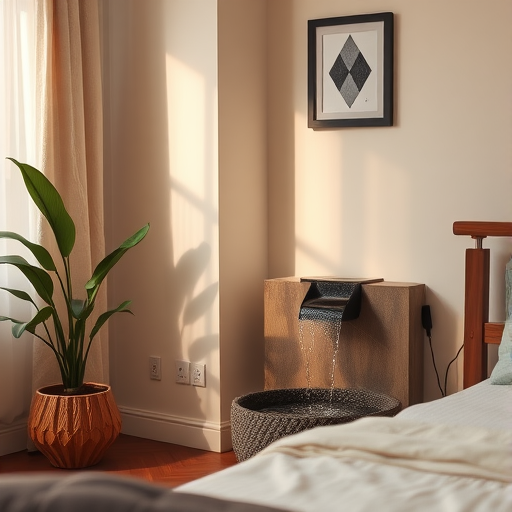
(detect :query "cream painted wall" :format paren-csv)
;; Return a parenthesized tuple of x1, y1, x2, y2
(267, 0, 512, 401)
(102, 0, 511, 453)
(104, 0, 222, 450)
(103, 0, 267, 451)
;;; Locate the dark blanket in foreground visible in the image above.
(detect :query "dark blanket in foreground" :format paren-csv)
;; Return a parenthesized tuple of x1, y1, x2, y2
(0, 473, 285, 512)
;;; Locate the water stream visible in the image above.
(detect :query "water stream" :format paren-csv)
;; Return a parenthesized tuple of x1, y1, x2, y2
(293, 307, 344, 416)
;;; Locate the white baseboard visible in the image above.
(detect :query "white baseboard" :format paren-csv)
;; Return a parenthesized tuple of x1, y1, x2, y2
(0, 420, 28, 456)
(118, 406, 232, 453)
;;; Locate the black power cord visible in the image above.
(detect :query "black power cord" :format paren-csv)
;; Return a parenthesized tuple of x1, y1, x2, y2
(443, 344, 464, 396)
(421, 305, 464, 397)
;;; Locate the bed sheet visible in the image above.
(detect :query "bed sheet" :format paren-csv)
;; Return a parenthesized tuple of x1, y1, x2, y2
(178, 383, 512, 512)
(397, 379, 512, 430)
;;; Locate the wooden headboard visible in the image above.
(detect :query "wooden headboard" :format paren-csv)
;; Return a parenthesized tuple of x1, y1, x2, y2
(453, 221, 512, 388)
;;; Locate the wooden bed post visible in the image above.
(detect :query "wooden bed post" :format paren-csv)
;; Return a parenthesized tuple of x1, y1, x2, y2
(463, 246, 489, 388)
(453, 221, 512, 388)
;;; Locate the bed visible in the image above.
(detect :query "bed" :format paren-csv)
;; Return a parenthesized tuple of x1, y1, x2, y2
(1, 221, 511, 511)
(177, 221, 512, 511)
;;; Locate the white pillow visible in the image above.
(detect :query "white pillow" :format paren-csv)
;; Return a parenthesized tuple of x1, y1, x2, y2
(490, 257, 512, 385)
(490, 320, 512, 384)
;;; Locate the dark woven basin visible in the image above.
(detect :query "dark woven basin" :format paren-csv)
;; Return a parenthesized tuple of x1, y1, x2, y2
(231, 387, 401, 462)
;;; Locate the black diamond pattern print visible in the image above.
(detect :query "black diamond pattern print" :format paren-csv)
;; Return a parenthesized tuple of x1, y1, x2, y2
(329, 35, 372, 108)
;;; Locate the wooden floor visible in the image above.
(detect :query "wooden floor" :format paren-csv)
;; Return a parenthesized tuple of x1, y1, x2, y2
(0, 434, 238, 487)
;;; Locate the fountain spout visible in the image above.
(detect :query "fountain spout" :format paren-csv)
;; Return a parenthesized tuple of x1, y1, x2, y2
(299, 277, 383, 321)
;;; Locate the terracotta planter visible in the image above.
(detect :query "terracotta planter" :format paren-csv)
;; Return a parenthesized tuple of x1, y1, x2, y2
(28, 382, 122, 469)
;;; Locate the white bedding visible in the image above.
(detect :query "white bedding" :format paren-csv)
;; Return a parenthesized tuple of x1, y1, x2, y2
(178, 382, 512, 512)
(397, 379, 512, 431)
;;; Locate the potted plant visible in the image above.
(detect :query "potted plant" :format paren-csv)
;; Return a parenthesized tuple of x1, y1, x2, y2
(0, 158, 149, 468)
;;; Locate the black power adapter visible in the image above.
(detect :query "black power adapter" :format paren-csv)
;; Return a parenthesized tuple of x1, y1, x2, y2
(421, 304, 463, 397)
(421, 305, 433, 337)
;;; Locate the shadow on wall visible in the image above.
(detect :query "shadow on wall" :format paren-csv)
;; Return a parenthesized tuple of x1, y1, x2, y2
(105, 0, 220, 445)
(177, 243, 218, 334)
(177, 244, 219, 377)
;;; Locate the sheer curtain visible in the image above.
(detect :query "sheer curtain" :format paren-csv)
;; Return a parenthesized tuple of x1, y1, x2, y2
(33, 0, 108, 392)
(0, 0, 107, 454)
(0, 0, 38, 452)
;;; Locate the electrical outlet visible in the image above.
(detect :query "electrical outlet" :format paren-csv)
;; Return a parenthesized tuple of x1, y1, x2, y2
(175, 360, 190, 384)
(149, 356, 161, 380)
(191, 362, 206, 387)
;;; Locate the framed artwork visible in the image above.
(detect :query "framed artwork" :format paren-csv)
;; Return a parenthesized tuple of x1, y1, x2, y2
(308, 12, 394, 128)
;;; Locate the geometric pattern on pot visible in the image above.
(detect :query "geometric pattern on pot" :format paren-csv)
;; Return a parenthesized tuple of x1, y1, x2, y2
(28, 383, 122, 469)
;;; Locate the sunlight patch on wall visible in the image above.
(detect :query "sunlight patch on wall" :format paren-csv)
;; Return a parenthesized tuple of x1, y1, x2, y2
(165, 53, 214, 261)
(165, 54, 206, 189)
(165, 52, 219, 352)
(294, 111, 345, 276)
(292, 106, 415, 281)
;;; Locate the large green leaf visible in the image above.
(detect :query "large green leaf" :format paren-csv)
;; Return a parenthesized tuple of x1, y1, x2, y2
(11, 307, 53, 338)
(89, 300, 133, 341)
(0, 287, 37, 308)
(85, 224, 150, 302)
(0, 315, 23, 324)
(7, 158, 75, 258)
(0, 231, 56, 271)
(71, 299, 87, 319)
(0, 255, 53, 304)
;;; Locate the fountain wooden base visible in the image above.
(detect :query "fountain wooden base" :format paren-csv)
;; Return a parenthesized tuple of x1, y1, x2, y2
(28, 383, 122, 469)
(264, 278, 425, 407)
